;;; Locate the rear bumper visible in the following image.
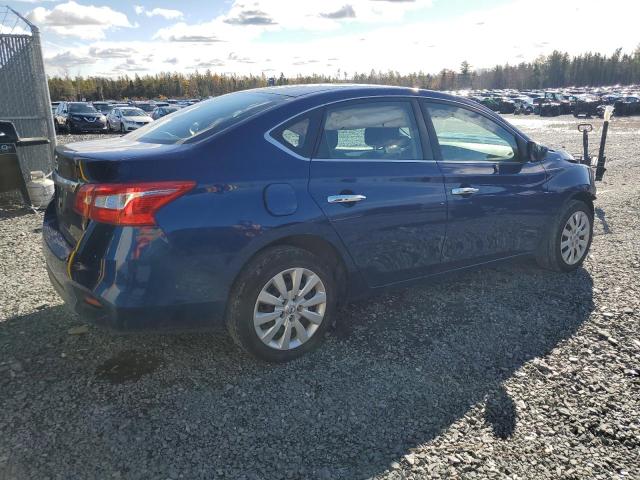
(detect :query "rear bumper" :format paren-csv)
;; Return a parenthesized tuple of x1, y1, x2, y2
(42, 202, 224, 331)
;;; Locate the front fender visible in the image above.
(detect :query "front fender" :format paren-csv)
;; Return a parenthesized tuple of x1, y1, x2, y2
(543, 150, 596, 203)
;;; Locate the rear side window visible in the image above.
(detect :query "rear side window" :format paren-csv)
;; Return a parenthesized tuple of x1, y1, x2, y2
(425, 102, 519, 162)
(272, 117, 310, 156)
(128, 91, 287, 144)
(316, 101, 422, 160)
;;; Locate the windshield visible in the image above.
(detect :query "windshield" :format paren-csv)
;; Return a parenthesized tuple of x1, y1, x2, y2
(128, 91, 287, 145)
(137, 104, 156, 112)
(120, 108, 146, 117)
(69, 104, 98, 114)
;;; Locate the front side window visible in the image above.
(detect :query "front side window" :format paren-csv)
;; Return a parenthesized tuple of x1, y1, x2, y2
(128, 91, 287, 145)
(316, 101, 422, 160)
(426, 103, 519, 162)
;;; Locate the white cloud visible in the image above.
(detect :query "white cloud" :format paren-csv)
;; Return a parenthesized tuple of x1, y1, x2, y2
(134, 6, 183, 20)
(153, 0, 430, 43)
(33, 0, 640, 79)
(26, 1, 134, 40)
(45, 50, 96, 70)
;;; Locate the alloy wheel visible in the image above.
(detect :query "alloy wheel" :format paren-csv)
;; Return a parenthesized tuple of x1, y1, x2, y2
(560, 210, 590, 265)
(253, 267, 327, 351)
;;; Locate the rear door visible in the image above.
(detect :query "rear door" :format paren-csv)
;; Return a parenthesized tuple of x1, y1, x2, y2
(308, 98, 447, 287)
(422, 100, 549, 267)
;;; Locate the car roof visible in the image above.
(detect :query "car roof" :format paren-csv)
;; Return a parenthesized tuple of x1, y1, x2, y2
(252, 83, 460, 101)
(259, 84, 512, 121)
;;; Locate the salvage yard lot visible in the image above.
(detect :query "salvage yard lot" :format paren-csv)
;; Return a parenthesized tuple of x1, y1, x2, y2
(1, 115, 639, 479)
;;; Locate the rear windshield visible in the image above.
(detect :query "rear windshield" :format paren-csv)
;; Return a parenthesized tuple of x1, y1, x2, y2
(127, 91, 287, 144)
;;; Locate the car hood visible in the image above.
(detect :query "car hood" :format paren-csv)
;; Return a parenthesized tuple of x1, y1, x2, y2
(123, 116, 152, 122)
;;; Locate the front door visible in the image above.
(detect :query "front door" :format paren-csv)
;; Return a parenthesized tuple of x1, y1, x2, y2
(423, 100, 550, 267)
(309, 99, 447, 287)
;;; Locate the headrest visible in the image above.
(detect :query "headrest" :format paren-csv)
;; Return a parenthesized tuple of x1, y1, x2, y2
(364, 127, 401, 148)
(324, 130, 338, 150)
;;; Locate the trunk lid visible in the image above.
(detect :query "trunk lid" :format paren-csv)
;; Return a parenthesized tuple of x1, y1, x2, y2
(53, 137, 186, 244)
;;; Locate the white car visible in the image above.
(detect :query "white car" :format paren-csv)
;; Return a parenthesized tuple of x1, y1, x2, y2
(106, 107, 153, 133)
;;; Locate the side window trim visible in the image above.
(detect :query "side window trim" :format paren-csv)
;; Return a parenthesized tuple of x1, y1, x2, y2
(266, 108, 323, 161)
(421, 99, 524, 163)
(311, 97, 426, 162)
(410, 98, 434, 161)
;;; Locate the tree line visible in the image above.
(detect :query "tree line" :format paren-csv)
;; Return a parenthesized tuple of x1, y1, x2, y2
(48, 47, 640, 101)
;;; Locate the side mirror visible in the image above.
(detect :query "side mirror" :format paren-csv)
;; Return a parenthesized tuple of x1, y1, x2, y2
(0, 121, 19, 143)
(528, 141, 548, 162)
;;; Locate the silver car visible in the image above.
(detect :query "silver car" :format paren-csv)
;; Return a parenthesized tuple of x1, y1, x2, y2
(106, 107, 153, 133)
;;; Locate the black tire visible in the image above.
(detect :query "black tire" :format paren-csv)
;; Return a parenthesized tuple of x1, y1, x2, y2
(107, 121, 112, 132)
(66, 121, 74, 134)
(536, 200, 593, 272)
(120, 123, 125, 133)
(226, 246, 337, 362)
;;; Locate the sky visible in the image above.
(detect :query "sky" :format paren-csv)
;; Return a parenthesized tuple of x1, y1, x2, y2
(3, 0, 640, 78)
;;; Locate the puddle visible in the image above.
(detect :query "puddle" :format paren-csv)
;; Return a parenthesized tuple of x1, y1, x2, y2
(95, 350, 163, 384)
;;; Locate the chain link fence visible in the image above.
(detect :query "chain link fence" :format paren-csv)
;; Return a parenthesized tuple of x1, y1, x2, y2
(1, 6, 55, 204)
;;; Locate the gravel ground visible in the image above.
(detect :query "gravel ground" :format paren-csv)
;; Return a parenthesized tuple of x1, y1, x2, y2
(1, 119, 639, 479)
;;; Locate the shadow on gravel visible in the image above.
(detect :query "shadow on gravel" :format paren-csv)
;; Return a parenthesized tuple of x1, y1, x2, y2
(595, 207, 612, 234)
(0, 204, 34, 220)
(0, 259, 594, 479)
(484, 385, 517, 439)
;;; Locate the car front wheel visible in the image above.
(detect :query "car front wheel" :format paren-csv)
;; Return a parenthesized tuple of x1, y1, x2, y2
(226, 246, 336, 362)
(537, 200, 593, 272)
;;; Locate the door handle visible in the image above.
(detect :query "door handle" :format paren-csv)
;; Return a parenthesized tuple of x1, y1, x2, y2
(451, 187, 479, 196)
(327, 194, 366, 204)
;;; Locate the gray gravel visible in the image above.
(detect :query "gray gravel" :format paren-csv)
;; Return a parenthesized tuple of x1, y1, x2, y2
(1, 119, 639, 479)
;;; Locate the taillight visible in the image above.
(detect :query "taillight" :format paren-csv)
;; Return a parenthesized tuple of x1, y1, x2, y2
(73, 181, 195, 226)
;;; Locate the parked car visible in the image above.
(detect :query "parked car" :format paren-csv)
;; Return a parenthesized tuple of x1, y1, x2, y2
(544, 92, 572, 114)
(53, 102, 107, 133)
(134, 102, 157, 113)
(44, 85, 596, 362)
(513, 97, 534, 115)
(478, 96, 501, 111)
(92, 101, 115, 115)
(495, 97, 516, 114)
(612, 96, 640, 116)
(572, 95, 601, 118)
(534, 98, 562, 117)
(151, 105, 181, 120)
(106, 107, 153, 132)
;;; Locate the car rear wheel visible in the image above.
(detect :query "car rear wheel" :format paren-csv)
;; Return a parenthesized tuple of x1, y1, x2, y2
(226, 246, 336, 362)
(537, 200, 593, 272)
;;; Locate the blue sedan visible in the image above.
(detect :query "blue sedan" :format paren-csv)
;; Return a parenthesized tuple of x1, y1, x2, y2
(44, 85, 596, 362)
